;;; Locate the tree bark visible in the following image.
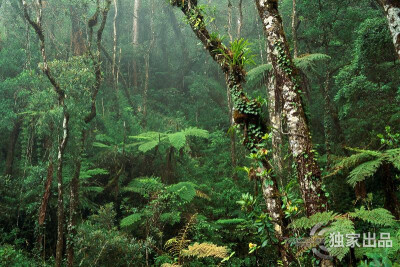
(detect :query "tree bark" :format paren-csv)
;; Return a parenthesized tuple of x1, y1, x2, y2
(378, 0, 400, 61)
(226, 0, 238, 181)
(267, 74, 284, 176)
(142, 0, 155, 128)
(255, 0, 328, 216)
(70, 6, 85, 56)
(169, 1, 291, 263)
(67, 2, 111, 266)
(4, 118, 22, 176)
(383, 163, 400, 219)
(291, 0, 298, 58)
(237, 0, 243, 38)
(132, 0, 140, 89)
(22, 2, 69, 266)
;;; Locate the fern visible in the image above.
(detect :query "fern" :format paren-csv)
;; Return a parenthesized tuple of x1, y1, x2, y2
(246, 63, 272, 89)
(215, 218, 246, 225)
(130, 128, 208, 153)
(349, 207, 395, 226)
(293, 53, 331, 74)
(165, 214, 198, 265)
(347, 159, 383, 187)
(246, 53, 330, 90)
(167, 182, 197, 202)
(122, 177, 163, 197)
(168, 132, 186, 150)
(290, 211, 338, 229)
(120, 213, 142, 228)
(160, 211, 181, 226)
(80, 168, 109, 179)
(182, 242, 229, 259)
(182, 127, 209, 139)
(324, 218, 355, 261)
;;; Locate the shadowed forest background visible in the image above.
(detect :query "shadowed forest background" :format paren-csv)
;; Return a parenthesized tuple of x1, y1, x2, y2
(1, 0, 400, 266)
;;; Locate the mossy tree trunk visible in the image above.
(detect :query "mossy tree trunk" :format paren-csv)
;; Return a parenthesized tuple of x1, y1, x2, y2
(377, 0, 400, 61)
(169, 1, 291, 264)
(255, 0, 328, 217)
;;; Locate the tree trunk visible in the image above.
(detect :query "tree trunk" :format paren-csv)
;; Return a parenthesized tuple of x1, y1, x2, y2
(260, 168, 290, 265)
(55, 111, 69, 267)
(132, 0, 141, 90)
(67, 3, 111, 265)
(267, 74, 284, 176)
(37, 158, 53, 250)
(291, 0, 298, 58)
(378, 0, 400, 60)
(226, 1, 238, 181)
(255, 0, 328, 216)
(4, 118, 22, 176)
(142, 0, 155, 128)
(70, 6, 85, 56)
(169, 1, 291, 262)
(323, 72, 333, 168)
(66, 158, 80, 267)
(383, 163, 400, 219)
(237, 0, 243, 38)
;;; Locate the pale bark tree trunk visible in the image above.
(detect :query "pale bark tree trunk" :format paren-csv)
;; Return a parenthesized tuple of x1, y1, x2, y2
(291, 0, 298, 58)
(169, 1, 291, 263)
(227, 0, 233, 42)
(237, 0, 243, 38)
(112, 0, 118, 87)
(142, 0, 155, 128)
(254, 0, 327, 216)
(227, 0, 238, 181)
(132, 0, 140, 89)
(267, 75, 284, 177)
(323, 72, 333, 168)
(22, 2, 69, 266)
(377, 0, 400, 60)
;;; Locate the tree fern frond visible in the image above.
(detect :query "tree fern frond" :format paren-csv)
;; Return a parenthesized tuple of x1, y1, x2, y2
(293, 53, 331, 74)
(324, 218, 354, 261)
(120, 213, 142, 228)
(167, 182, 197, 202)
(347, 159, 383, 187)
(182, 242, 229, 259)
(168, 132, 186, 150)
(182, 127, 209, 139)
(290, 211, 338, 229)
(349, 207, 395, 226)
(246, 63, 272, 89)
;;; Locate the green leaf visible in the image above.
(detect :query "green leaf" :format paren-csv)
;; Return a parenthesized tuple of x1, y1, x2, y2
(120, 213, 142, 228)
(347, 159, 383, 187)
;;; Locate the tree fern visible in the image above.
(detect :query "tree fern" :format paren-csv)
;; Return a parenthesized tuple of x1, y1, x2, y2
(347, 159, 383, 187)
(182, 242, 229, 259)
(164, 213, 198, 265)
(246, 53, 330, 90)
(293, 53, 331, 74)
(130, 128, 209, 153)
(167, 182, 197, 202)
(324, 218, 355, 261)
(349, 207, 395, 226)
(328, 147, 400, 187)
(122, 177, 163, 197)
(290, 211, 338, 229)
(120, 213, 142, 228)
